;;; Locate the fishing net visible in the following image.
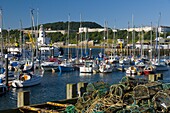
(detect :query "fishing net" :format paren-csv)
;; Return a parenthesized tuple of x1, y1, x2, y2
(146, 82, 163, 97)
(162, 83, 170, 90)
(122, 93, 134, 105)
(120, 76, 148, 91)
(152, 91, 170, 112)
(133, 85, 150, 100)
(65, 105, 77, 113)
(74, 77, 170, 113)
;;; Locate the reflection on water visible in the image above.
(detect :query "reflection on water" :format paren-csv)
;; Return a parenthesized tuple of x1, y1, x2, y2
(79, 73, 92, 76)
(0, 69, 125, 110)
(0, 48, 170, 110)
(1, 68, 170, 110)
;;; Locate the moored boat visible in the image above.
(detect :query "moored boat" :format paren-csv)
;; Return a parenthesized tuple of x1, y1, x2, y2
(99, 61, 113, 73)
(126, 66, 137, 76)
(41, 58, 60, 71)
(11, 72, 43, 88)
(143, 65, 156, 75)
(79, 60, 98, 73)
(0, 83, 7, 95)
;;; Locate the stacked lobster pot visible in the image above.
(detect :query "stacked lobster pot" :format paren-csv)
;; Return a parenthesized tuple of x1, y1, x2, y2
(73, 76, 170, 113)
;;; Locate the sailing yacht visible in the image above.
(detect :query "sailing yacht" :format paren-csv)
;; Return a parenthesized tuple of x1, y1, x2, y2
(57, 14, 75, 72)
(11, 71, 43, 88)
(11, 10, 44, 88)
(153, 14, 168, 72)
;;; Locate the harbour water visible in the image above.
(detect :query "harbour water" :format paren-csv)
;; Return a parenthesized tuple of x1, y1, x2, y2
(0, 48, 170, 110)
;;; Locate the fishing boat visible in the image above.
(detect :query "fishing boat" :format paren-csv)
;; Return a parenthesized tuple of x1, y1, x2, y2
(99, 61, 113, 73)
(0, 83, 7, 95)
(58, 59, 75, 72)
(143, 65, 156, 75)
(119, 57, 131, 65)
(135, 61, 145, 68)
(154, 62, 169, 71)
(11, 72, 43, 88)
(0, 65, 17, 82)
(41, 58, 60, 71)
(79, 60, 98, 73)
(126, 66, 137, 76)
(152, 59, 169, 71)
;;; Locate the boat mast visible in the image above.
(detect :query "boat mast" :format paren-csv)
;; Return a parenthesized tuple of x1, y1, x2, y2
(112, 25, 116, 56)
(150, 22, 153, 60)
(67, 14, 70, 60)
(141, 25, 144, 57)
(80, 14, 83, 58)
(30, 9, 35, 64)
(158, 13, 161, 63)
(0, 8, 3, 59)
(127, 22, 129, 56)
(19, 20, 23, 60)
(36, 9, 39, 60)
(132, 14, 134, 56)
(103, 21, 106, 56)
(7, 28, 10, 51)
(106, 21, 109, 52)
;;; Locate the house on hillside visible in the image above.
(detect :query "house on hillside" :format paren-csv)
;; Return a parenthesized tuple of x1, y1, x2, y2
(135, 40, 150, 49)
(78, 40, 94, 46)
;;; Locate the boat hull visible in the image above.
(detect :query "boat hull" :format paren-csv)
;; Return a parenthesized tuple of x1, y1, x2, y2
(12, 75, 42, 88)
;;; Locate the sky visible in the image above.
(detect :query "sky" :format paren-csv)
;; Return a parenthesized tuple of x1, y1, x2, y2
(1, 0, 170, 29)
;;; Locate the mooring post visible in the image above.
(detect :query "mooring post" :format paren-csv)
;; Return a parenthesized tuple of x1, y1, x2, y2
(77, 82, 88, 97)
(148, 74, 156, 82)
(51, 46, 54, 58)
(66, 83, 77, 99)
(17, 91, 30, 107)
(90, 48, 92, 58)
(156, 73, 163, 80)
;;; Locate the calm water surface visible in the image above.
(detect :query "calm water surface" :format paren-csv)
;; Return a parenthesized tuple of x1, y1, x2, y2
(0, 70, 126, 110)
(0, 48, 170, 110)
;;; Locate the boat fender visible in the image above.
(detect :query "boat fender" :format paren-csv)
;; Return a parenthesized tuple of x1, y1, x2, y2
(21, 76, 25, 81)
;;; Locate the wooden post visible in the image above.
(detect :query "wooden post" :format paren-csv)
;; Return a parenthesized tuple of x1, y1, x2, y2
(17, 91, 30, 107)
(89, 48, 92, 58)
(51, 46, 54, 58)
(156, 73, 163, 80)
(148, 74, 156, 82)
(66, 83, 77, 99)
(77, 82, 88, 97)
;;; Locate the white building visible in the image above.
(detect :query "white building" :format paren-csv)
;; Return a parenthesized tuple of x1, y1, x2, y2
(158, 26, 170, 33)
(37, 25, 51, 46)
(79, 27, 105, 33)
(124, 26, 154, 32)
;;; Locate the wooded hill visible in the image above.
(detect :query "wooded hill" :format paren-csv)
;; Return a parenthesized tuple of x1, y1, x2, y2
(25, 21, 103, 31)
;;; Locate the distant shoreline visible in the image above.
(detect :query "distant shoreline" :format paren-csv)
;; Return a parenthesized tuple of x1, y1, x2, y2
(60, 46, 104, 49)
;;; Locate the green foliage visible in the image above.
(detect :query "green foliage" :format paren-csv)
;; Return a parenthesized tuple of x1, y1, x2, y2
(25, 21, 103, 31)
(3, 21, 170, 46)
